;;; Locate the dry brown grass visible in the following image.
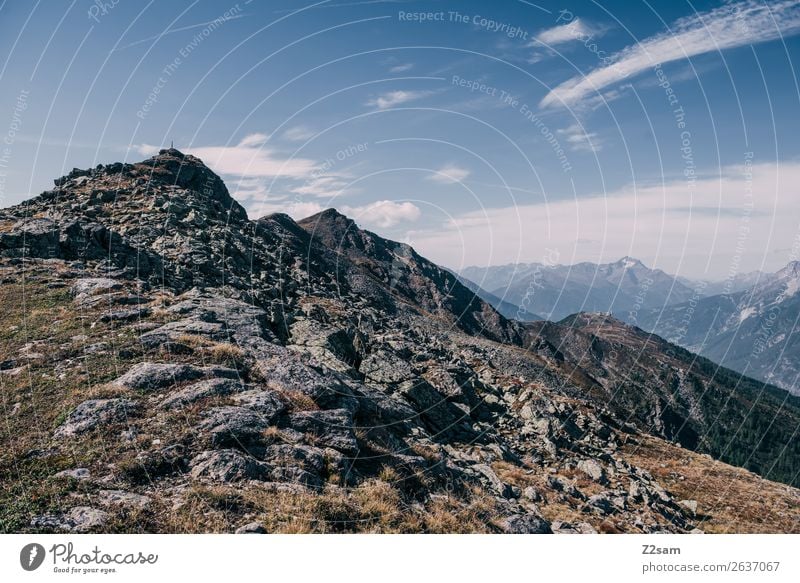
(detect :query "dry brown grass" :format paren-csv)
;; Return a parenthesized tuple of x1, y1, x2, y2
(208, 342, 245, 360)
(261, 426, 293, 444)
(408, 442, 441, 464)
(280, 390, 319, 412)
(537, 500, 587, 525)
(622, 435, 800, 533)
(421, 487, 498, 533)
(176, 334, 212, 348)
(491, 460, 534, 487)
(154, 479, 506, 534)
(148, 307, 174, 320)
(83, 382, 132, 400)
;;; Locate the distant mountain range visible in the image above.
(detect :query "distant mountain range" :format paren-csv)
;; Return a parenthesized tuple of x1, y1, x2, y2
(634, 262, 800, 395)
(460, 257, 699, 322)
(460, 258, 800, 394)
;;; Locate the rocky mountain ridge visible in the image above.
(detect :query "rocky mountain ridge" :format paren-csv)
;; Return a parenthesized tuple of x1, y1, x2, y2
(0, 149, 797, 534)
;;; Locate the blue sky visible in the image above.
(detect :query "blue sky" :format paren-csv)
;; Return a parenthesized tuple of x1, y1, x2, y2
(1, 0, 800, 278)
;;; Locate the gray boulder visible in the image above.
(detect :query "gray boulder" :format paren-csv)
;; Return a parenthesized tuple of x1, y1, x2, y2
(116, 362, 203, 391)
(198, 406, 276, 447)
(498, 513, 552, 534)
(54, 468, 91, 481)
(360, 350, 414, 385)
(263, 444, 327, 488)
(99, 307, 151, 322)
(165, 294, 271, 341)
(577, 459, 607, 483)
(679, 499, 698, 516)
(189, 449, 271, 482)
(551, 520, 598, 534)
(235, 522, 267, 534)
(287, 409, 358, 455)
(397, 379, 467, 436)
(587, 493, 616, 515)
(139, 318, 226, 348)
(160, 378, 248, 410)
(257, 357, 355, 410)
(262, 444, 326, 476)
(231, 389, 286, 418)
(71, 277, 122, 299)
(54, 398, 136, 438)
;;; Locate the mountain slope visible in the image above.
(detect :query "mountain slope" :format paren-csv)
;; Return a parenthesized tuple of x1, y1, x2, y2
(634, 262, 800, 394)
(453, 273, 543, 322)
(298, 209, 522, 343)
(0, 149, 797, 534)
(525, 313, 800, 483)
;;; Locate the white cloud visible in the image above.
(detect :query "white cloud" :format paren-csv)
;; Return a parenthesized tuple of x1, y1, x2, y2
(135, 144, 160, 156)
(426, 164, 471, 184)
(237, 133, 269, 147)
(136, 134, 316, 179)
(557, 123, 601, 152)
(290, 175, 353, 198)
(191, 134, 317, 178)
(541, 0, 800, 109)
(229, 176, 264, 196)
(389, 63, 414, 73)
(365, 90, 430, 110)
(409, 161, 800, 279)
(247, 199, 421, 229)
(534, 18, 600, 46)
(342, 200, 421, 228)
(282, 125, 316, 142)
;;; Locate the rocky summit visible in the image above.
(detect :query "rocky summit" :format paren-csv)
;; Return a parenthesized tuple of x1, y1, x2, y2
(0, 149, 798, 534)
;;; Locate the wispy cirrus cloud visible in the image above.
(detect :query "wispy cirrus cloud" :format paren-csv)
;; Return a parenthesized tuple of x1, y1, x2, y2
(365, 89, 431, 110)
(282, 125, 316, 142)
(237, 133, 270, 147)
(426, 164, 471, 184)
(290, 175, 355, 198)
(389, 63, 414, 73)
(534, 18, 602, 46)
(541, 0, 800, 109)
(557, 123, 601, 152)
(527, 18, 605, 63)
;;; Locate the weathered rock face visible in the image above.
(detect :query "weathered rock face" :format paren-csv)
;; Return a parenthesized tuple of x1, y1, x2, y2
(53, 399, 137, 438)
(199, 406, 277, 448)
(286, 409, 359, 456)
(189, 449, 271, 482)
(3, 150, 798, 535)
(116, 363, 204, 391)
